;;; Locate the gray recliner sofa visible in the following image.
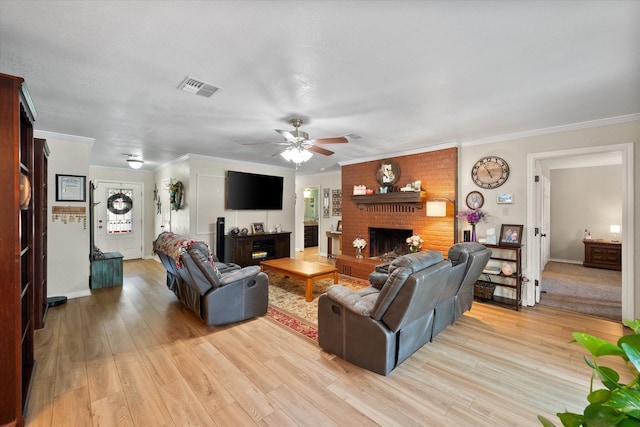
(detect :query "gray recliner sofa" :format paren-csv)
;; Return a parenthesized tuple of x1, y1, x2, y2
(318, 251, 452, 375)
(318, 243, 490, 375)
(153, 232, 269, 326)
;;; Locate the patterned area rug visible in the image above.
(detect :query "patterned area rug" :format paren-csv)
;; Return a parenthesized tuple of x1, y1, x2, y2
(265, 271, 369, 342)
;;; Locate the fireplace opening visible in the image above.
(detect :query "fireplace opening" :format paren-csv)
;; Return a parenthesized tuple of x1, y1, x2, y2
(369, 227, 413, 260)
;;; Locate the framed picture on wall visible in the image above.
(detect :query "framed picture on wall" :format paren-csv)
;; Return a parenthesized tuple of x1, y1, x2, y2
(499, 224, 523, 247)
(56, 174, 86, 202)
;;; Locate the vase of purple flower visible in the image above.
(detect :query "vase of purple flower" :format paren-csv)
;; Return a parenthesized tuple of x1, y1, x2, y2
(456, 209, 486, 242)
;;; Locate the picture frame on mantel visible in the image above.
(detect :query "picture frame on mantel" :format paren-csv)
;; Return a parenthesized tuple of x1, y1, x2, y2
(56, 174, 86, 202)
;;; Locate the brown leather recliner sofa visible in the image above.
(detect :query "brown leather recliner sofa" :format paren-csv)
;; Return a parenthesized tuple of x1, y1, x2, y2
(153, 232, 269, 326)
(317, 243, 490, 375)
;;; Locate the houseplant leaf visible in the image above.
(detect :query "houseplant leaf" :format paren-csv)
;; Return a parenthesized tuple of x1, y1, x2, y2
(557, 412, 583, 427)
(573, 332, 625, 358)
(583, 402, 625, 426)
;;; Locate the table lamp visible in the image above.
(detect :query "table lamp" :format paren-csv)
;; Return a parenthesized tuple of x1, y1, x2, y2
(610, 224, 620, 243)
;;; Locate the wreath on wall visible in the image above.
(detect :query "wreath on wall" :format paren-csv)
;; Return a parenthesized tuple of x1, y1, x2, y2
(168, 179, 184, 211)
(107, 192, 133, 215)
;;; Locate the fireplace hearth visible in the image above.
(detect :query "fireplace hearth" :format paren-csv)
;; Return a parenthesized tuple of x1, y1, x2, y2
(369, 227, 413, 260)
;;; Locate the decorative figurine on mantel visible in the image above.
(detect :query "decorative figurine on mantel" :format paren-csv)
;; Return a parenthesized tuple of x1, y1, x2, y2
(584, 228, 591, 239)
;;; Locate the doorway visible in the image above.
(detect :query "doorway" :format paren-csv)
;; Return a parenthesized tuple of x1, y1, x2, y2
(303, 187, 319, 254)
(526, 143, 634, 321)
(93, 180, 144, 260)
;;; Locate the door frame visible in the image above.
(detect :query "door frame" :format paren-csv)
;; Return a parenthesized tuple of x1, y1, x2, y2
(93, 179, 145, 260)
(526, 143, 634, 320)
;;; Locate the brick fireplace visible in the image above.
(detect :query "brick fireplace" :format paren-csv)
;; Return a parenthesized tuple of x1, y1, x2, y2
(337, 147, 458, 279)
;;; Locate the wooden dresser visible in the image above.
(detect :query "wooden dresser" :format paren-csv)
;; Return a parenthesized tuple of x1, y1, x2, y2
(583, 239, 621, 271)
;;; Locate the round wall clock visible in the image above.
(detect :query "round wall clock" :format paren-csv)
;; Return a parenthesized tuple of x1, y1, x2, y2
(471, 156, 510, 189)
(465, 191, 484, 209)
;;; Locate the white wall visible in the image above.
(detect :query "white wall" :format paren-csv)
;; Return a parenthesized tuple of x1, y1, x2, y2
(296, 171, 342, 255)
(550, 165, 622, 262)
(44, 136, 92, 299)
(459, 119, 638, 313)
(154, 154, 297, 257)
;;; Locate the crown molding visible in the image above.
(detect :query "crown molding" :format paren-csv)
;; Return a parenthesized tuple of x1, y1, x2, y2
(461, 113, 640, 147)
(34, 130, 95, 144)
(338, 141, 459, 167)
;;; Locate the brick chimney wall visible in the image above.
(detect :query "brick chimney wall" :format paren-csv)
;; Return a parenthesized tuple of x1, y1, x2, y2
(338, 147, 458, 279)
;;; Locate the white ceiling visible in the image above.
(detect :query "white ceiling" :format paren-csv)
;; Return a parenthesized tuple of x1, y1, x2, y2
(1, 1, 638, 174)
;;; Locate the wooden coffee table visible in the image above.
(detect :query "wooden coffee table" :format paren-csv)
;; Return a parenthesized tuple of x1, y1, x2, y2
(260, 258, 338, 302)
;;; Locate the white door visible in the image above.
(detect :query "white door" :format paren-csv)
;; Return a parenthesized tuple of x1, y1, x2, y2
(94, 181, 143, 259)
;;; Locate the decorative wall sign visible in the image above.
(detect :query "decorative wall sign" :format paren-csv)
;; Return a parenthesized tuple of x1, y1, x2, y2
(323, 188, 330, 218)
(332, 189, 342, 216)
(52, 206, 87, 229)
(375, 159, 400, 187)
(497, 193, 513, 204)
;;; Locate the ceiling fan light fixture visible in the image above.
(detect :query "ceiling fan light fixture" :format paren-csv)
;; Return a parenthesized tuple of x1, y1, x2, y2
(127, 158, 144, 169)
(280, 147, 312, 164)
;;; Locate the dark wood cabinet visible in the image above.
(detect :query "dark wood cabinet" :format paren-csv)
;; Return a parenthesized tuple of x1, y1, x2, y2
(0, 72, 39, 426)
(224, 232, 291, 267)
(33, 138, 49, 329)
(304, 225, 318, 247)
(583, 239, 621, 271)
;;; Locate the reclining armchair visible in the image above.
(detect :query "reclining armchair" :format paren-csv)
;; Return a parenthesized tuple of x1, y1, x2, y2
(318, 251, 451, 375)
(432, 242, 492, 336)
(153, 232, 268, 326)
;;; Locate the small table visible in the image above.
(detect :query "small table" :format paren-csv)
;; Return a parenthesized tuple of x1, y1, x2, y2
(326, 231, 342, 259)
(260, 258, 338, 302)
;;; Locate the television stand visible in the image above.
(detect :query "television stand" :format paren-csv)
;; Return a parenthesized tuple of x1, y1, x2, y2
(224, 231, 291, 267)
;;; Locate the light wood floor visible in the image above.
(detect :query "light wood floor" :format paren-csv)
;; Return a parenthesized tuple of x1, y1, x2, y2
(27, 253, 629, 426)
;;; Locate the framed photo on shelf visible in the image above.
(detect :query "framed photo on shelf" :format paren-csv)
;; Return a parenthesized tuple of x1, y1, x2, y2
(56, 174, 86, 202)
(336, 220, 343, 232)
(499, 224, 523, 247)
(251, 222, 265, 234)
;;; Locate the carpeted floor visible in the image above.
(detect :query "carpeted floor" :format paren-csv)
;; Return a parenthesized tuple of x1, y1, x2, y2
(539, 261, 621, 320)
(265, 271, 368, 342)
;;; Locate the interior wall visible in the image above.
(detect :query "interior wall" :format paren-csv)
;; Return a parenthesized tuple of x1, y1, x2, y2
(45, 136, 92, 299)
(550, 165, 622, 262)
(340, 147, 458, 259)
(153, 155, 296, 257)
(460, 119, 637, 313)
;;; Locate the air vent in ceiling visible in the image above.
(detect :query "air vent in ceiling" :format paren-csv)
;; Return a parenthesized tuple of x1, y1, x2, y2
(178, 76, 220, 98)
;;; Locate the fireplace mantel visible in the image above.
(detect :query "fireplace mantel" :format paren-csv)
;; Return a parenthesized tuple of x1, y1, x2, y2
(351, 191, 427, 209)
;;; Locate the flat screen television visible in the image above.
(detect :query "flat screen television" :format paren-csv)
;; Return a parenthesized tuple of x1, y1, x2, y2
(225, 170, 284, 210)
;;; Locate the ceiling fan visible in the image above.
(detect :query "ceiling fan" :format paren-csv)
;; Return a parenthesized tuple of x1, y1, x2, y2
(274, 118, 349, 157)
(244, 118, 350, 166)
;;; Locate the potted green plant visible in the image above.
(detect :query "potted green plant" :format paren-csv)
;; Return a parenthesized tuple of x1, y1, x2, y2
(539, 319, 640, 426)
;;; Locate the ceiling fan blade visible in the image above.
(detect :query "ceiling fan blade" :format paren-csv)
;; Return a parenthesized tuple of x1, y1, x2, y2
(308, 145, 334, 156)
(311, 136, 349, 144)
(241, 141, 289, 146)
(275, 129, 296, 140)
